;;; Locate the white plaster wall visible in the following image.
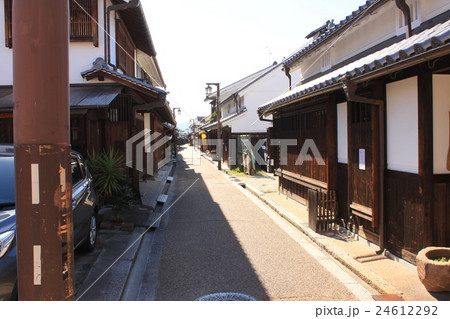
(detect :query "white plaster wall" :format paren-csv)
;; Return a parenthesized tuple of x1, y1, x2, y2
(235, 64, 287, 133)
(386, 76, 419, 173)
(227, 112, 272, 134)
(294, 0, 449, 80)
(433, 74, 450, 174)
(294, 1, 398, 79)
(0, 0, 113, 85)
(337, 102, 348, 164)
(70, 0, 111, 84)
(422, 0, 450, 21)
(0, 0, 13, 85)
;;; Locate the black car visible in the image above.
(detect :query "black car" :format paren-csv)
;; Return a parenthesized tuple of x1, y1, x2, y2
(0, 149, 99, 300)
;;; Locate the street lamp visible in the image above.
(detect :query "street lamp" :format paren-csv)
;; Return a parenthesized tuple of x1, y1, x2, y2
(205, 82, 221, 170)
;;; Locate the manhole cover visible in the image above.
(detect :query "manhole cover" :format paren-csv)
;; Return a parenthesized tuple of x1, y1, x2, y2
(196, 292, 257, 301)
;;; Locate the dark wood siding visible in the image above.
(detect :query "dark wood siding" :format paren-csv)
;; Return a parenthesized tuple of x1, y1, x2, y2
(348, 102, 374, 210)
(433, 176, 450, 247)
(385, 170, 424, 263)
(337, 163, 349, 222)
(0, 116, 13, 143)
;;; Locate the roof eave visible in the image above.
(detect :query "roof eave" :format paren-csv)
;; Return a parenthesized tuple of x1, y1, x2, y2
(261, 42, 450, 116)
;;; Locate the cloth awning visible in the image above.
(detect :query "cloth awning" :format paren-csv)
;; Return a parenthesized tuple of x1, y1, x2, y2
(0, 85, 124, 111)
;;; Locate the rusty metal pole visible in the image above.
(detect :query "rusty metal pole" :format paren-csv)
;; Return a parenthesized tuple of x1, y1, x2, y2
(13, 0, 74, 300)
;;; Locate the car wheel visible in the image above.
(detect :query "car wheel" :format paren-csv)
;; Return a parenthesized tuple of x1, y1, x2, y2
(81, 214, 97, 252)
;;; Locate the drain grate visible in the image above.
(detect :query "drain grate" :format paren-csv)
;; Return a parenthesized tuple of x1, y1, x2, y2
(196, 292, 257, 301)
(157, 194, 168, 203)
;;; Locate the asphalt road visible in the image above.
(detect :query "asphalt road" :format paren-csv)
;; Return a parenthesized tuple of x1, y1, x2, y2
(153, 147, 367, 301)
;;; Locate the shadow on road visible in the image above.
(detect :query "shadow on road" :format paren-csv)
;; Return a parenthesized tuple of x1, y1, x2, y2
(155, 153, 270, 301)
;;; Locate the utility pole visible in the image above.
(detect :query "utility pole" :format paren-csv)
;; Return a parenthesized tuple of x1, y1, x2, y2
(205, 83, 222, 170)
(13, 0, 74, 300)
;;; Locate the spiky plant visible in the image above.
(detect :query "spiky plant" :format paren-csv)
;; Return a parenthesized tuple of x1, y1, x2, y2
(87, 148, 128, 205)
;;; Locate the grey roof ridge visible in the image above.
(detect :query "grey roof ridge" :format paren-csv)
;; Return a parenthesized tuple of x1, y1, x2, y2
(258, 19, 450, 115)
(284, 0, 386, 67)
(201, 108, 248, 130)
(206, 62, 281, 102)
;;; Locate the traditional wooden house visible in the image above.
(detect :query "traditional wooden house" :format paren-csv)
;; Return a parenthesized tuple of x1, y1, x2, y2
(0, 0, 175, 187)
(201, 62, 299, 172)
(258, 0, 450, 263)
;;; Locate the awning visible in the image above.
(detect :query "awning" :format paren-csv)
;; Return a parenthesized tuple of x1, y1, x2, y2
(0, 85, 124, 111)
(70, 85, 123, 107)
(133, 100, 176, 125)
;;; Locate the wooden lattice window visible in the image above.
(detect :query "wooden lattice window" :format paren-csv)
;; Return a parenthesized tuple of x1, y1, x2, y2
(5, 0, 98, 48)
(4, 0, 12, 48)
(116, 19, 136, 76)
(70, 0, 98, 46)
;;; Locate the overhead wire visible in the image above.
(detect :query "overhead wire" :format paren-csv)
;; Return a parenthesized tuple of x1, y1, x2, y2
(73, 0, 192, 120)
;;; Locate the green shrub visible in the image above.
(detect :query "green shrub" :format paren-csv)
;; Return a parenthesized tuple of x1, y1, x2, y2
(87, 148, 128, 205)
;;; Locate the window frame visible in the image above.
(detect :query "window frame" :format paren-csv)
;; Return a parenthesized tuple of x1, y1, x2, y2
(4, 0, 98, 48)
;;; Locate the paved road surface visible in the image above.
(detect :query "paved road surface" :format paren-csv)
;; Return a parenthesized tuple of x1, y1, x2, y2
(154, 147, 368, 301)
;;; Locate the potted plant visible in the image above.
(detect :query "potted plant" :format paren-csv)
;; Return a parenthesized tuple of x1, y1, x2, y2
(416, 247, 450, 292)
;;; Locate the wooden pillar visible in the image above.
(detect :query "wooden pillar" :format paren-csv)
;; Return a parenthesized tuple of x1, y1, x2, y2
(13, 0, 73, 300)
(418, 71, 434, 247)
(326, 95, 337, 190)
(371, 80, 384, 229)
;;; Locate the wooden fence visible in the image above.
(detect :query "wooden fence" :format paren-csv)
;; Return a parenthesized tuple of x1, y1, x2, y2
(308, 189, 337, 232)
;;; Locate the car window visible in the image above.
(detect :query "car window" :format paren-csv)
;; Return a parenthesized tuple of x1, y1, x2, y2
(0, 157, 15, 203)
(78, 155, 88, 177)
(71, 157, 84, 185)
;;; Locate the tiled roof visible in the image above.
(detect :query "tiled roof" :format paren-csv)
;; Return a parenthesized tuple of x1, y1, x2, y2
(201, 108, 247, 131)
(284, 0, 386, 67)
(258, 19, 450, 116)
(205, 63, 281, 104)
(81, 58, 165, 96)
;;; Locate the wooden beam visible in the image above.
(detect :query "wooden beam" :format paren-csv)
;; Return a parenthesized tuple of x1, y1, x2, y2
(418, 71, 434, 247)
(326, 95, 337, 190)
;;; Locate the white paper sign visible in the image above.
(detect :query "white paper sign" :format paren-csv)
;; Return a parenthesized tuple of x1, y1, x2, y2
(359, 149, 366, 170)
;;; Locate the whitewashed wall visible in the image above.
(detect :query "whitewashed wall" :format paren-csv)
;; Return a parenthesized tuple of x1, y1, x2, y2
(433, 74, 450, 174)
(337, 102, 348, 164)
(0, 0, 115, 85)
(70, 0, 114, 84)
(386, 76, 419, 173)
(230, 64, 287, 134)
(293, 0, 450, 81)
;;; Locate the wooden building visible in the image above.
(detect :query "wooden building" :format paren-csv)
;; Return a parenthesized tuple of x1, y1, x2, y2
(258, 0, 450, 263)
(201, 62, 297, 172)
(0, 0, 175, 188)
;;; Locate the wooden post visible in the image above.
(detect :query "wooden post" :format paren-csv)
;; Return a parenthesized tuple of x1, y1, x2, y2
(308, 189, 318, 232)
(418, 72, 434, 247)
(13, 0, 73, 300)
(326, 95, 338, 190)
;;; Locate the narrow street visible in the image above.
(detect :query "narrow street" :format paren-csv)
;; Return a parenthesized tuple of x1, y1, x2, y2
(148, 146, 373, 301)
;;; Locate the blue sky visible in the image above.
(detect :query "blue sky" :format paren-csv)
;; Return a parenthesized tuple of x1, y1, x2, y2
(142, 0, 367, 129)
